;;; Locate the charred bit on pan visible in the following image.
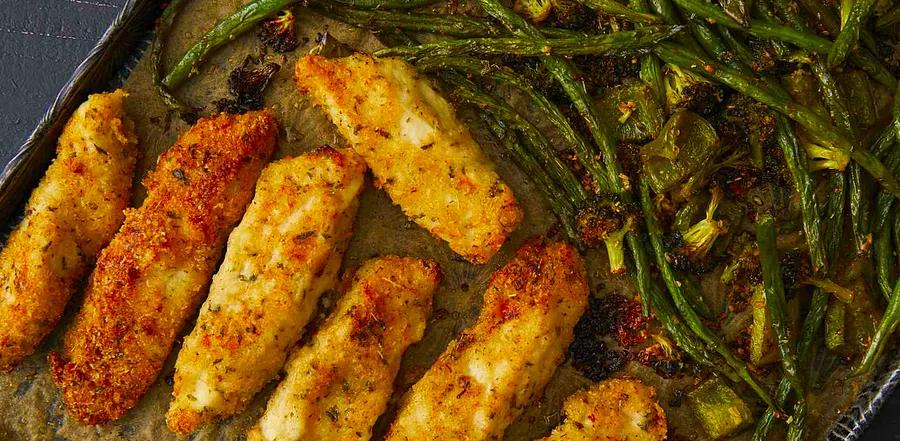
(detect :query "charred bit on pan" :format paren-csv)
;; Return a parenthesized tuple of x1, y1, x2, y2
(214, 56, 281, 114)
(779, 249, 810, 292)
(761, 144, 791, 188)
(569, 337, 628, 381)
(723, 94, 775, 142)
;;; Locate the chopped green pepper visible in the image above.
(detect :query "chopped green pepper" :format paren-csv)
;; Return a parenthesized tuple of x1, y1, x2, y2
(596, 79, 665, 143)
(642, 109, 722, 193)
(689, 376, 754, 439)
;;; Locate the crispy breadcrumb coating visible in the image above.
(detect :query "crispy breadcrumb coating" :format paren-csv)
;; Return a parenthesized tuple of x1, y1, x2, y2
(294, 53, 522, 264)
(167, 147, 367, 434)
(248, 256, 441, 441)
(0, 90, 137, 371)
(48, 110, 277, 425)
(386, 239, 588, 441)
(541, 378, 667, 441)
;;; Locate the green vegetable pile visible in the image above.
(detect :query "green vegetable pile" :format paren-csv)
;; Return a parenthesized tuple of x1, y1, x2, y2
(152, 0, 900, 438)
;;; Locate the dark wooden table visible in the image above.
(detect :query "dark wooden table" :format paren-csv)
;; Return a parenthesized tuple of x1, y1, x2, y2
(0, 0, 898, 439)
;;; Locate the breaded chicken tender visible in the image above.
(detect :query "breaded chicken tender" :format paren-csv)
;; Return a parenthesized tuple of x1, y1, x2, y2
(48, 111, 277, 425)
(294, 53, 522, 264)
(247, 256, 441, 441)
(166, 147, 367, 434)
(0, 90, 137, 371)
(385, 240, 589, 441)
(541, 378, 667, 441)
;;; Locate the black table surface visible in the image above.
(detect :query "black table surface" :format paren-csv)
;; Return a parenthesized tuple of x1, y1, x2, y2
(0, 0, 898, 439)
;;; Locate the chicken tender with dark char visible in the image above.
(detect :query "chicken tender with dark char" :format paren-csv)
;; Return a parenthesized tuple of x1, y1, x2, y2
(48, 110, 277, 425)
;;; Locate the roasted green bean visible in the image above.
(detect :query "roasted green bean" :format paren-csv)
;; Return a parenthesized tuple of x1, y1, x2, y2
(756, 214, 805, 394)
(375, 26, 683, 59)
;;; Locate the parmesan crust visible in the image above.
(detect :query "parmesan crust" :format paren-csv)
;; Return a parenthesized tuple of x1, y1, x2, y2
(248, 256, 441, 441)
(541, 378, 667, 441)
(166, 147, 367, 434)
(385, 240, 589, 441)
(48, 111, 277, 425)
(0, 90, 137, 371)
(294, 53, 522, 264)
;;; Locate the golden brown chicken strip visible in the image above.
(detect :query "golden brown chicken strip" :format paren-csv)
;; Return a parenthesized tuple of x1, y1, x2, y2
(385, 239, 588, 441)
(48, 110, 277, 425)
(0, 90, 137, 371)
(541, 378, 667, 441)
(166, 147, 367, 434)
(247, 256, 441, 441)
(295, 53, 522, 264)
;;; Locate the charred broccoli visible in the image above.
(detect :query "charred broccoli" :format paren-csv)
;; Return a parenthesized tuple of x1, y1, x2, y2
(803, 141, 850, 171)
(214, 56, 281, 114)
(576, 198, 637, 275)
(259, 8, 300, 53)
(664, 65, 723, 117)
(723, 94, 776, 168)
(513, 0, 552, 23)
(679, 186, 728, 260)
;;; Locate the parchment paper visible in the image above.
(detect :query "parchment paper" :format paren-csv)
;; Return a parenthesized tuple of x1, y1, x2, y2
(0, 1, 872, 439)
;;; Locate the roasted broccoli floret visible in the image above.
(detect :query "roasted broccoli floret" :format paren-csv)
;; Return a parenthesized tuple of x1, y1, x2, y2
(513, 0, 552, 23)
(259, 8, 299, 53)
(803, 141, 850, 171)
(723, 94, 776, 167)
(720, 238, 760, 310)
(679, 186, 727, 260)
(679, 146, 748, 200)
(576, 199, 637, 275)
(664, 65, 723, 117)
